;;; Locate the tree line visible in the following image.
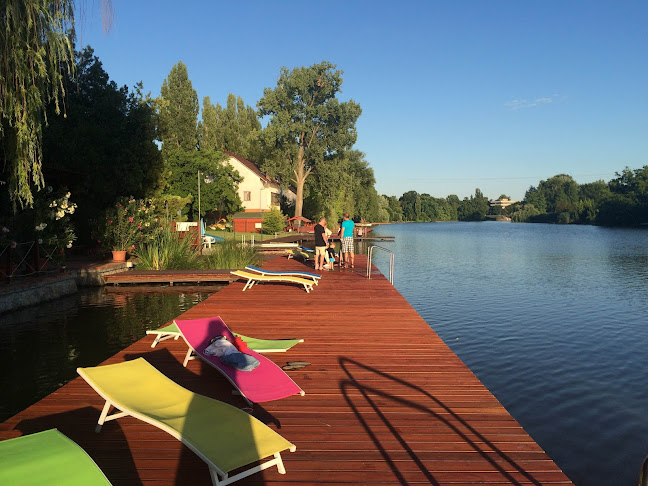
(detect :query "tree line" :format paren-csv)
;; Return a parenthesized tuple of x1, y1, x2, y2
(381, 166, 648, 227)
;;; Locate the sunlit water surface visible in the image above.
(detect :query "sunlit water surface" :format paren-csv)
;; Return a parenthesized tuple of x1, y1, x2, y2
(0, 287, 215, 422)
(370, 222, 648, 486)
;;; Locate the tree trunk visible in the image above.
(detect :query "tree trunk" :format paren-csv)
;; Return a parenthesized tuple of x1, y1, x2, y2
(293, 141, 311, 222)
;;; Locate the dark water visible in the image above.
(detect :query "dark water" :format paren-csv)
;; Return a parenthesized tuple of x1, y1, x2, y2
(0, 287, 216, 422)
(370, 222, 648, 486)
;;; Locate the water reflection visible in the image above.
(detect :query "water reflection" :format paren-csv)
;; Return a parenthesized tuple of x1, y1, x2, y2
(0, 286, 217, 422)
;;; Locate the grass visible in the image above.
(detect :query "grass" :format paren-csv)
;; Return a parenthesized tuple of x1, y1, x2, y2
(134, 228, 200, 270)
(201, 240, 261, 269)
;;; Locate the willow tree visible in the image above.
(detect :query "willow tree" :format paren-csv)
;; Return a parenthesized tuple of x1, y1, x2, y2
(0, 0, 77, 208)
(258, 61, 361, 219)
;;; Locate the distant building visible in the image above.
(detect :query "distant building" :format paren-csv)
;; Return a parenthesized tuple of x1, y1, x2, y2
(224, 151, 296, 212)
(488, 198, 518, 209)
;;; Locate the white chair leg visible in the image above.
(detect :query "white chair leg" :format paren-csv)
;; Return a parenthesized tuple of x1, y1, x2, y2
(274, 452, 286, 474)
(183, 348, 193, 367)
(96, 400, 112, 433)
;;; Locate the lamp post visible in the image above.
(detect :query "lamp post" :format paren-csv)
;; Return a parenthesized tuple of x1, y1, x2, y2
(198, 170, 213, 239)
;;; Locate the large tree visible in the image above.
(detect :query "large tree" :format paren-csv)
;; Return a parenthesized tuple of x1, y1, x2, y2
(41, 47, 163, 242)
(257, 61, 362, 219)
(200, 94, 261, 160)
(158, 61, 198, 151)
(0, 0, 76, 208)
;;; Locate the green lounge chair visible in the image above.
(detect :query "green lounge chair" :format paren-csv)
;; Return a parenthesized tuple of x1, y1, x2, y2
(0, 429, 111, 485)
(77, 358, 296, 486)
(147, 322, 304, 351)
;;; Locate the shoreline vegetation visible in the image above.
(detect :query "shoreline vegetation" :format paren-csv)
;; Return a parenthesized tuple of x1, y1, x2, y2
(381, 167, 648, 227)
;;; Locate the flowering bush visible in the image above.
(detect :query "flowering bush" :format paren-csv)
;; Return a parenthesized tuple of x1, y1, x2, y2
(99, 197, 163, 251)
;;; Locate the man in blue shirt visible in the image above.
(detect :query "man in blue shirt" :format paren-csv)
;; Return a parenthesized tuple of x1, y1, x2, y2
(340, 213, 355, 269)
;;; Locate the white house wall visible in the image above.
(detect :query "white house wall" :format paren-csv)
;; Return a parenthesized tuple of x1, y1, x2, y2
(225, 156, 282, 212)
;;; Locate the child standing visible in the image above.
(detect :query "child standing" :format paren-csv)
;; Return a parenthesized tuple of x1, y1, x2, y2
(326, 241, 337, 270)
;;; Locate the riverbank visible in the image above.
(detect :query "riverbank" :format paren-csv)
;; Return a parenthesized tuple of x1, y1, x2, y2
(0, 260, 127, 314)
(0, 254, 572, 484)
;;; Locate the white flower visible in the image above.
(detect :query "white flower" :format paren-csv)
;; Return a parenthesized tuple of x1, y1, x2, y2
(49, 201, 57, 207)
(68, 206, 75, 214)
(56, 209, 65, 220)
(61, 201, 68, 209)
(65, 192, 71, 199)
(35, 223, 47, 231)
(38, 238, 43, 244)
(66, 242, 73, 249)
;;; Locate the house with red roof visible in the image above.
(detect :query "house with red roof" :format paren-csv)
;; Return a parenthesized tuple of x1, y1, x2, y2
(224, 151, 296, 213)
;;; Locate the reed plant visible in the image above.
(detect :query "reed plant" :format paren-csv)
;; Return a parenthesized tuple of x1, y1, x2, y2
(134, 226, 200, 270)
(201, 240, 261, 269)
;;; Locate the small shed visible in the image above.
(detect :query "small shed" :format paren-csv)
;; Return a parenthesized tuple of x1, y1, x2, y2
(284, 216, 314, 233)
(232, 212, 264, 233)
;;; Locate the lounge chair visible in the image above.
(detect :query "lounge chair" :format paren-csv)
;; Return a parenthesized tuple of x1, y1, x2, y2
(287, 246, 314, 261)
(245, 265, 321, 285)
(147, 322, 304, 351)
(176, 317, 305, 405)
(230, 270, 315, 293)
(0, 429, 111, 485)
(77, 358, 296, 486)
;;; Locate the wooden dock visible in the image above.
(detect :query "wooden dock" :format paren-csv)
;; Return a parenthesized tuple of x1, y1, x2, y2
(0, 255, 572, 485)
(104, 269, 236, 285)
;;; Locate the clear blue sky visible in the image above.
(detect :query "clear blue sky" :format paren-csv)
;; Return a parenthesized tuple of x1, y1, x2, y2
(75, 0, 648, 200)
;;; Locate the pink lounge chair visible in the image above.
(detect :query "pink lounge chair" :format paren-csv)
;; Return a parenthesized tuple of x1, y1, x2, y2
(175, 317, 305, 405)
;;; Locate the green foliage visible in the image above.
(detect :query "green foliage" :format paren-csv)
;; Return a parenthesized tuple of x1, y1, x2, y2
(41, 47, 163, 243)
(510, 203, 542, 222)
(597, 166, 648, 226)
(262, 207, 286, 233)
(201, 240, 261, 269)
(163, 148, 243, 220)
(200, 94, 261, 160)
(135, 226, 199, 270)
(457, 189, 489, 221)
(258, 61, 362, 219)
(158, 61, 199, 151)
(99, 197, 162, 251)
(398, 191, 458, 222)
(0, 0, 75, 207)
(0, 185, 77, 253)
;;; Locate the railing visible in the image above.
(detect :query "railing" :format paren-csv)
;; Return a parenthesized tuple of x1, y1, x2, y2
(366, 245, 394, 285)
(1, 241, 63, 282)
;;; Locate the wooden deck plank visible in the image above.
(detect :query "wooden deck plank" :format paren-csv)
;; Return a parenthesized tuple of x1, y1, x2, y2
(0, 254, 572, 485)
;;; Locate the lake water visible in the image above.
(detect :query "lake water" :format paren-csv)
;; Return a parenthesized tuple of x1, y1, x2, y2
(370, 222, 648, 486)
(0, 287, 217, 422)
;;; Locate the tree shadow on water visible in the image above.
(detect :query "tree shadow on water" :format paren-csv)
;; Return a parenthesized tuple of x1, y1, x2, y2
(339, 357, 543, 486)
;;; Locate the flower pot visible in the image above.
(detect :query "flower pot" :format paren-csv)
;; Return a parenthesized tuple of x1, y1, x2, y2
(111, 250, 127, 262)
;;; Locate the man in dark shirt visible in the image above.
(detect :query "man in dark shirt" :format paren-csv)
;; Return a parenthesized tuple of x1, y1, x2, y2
(313, 217, 328, 271)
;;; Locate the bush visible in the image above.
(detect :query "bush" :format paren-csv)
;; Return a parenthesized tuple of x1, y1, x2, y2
(134, 226, 200, 270)
(201, 240, 261, 269)
(262, 208, 286, 234)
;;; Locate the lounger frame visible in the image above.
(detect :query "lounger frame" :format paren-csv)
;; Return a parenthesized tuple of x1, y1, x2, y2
(78, 369, 296, 486)
(245, 265, 321, 285)
(230, 270, 314, 293)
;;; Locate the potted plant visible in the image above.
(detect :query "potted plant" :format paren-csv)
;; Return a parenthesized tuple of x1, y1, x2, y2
(101, 200, 141, 261)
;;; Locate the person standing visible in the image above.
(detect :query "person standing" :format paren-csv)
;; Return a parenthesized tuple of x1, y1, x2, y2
(340, 213, 355, 269)
(313, 217, 328, 271)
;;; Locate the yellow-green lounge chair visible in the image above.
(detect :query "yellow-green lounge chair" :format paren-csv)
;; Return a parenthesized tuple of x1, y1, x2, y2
(245, 265, 321, 284)
(77, 358, 296, 486)
(147, 322, 304, 351)
(0, 429, 111, 485)
(230, 270, 315, 293)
